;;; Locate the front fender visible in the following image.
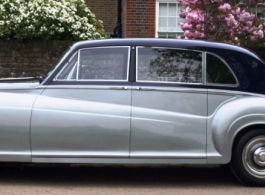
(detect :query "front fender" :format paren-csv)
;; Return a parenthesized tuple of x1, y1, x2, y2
(212, 96, 265, 160)
(0, 89, 43, 162)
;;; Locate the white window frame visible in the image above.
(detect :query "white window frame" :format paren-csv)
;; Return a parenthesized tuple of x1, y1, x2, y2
(255, 3, 265, 23)
(155, 0, 183, 38)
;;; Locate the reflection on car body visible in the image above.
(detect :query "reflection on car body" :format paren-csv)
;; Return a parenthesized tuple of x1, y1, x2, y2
(0, 38, 265, 186)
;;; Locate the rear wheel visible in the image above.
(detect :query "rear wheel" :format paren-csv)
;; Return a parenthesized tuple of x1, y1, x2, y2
(231, 129, 265, 186)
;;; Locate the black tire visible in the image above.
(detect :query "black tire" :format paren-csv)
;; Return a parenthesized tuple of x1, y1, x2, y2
(231, 129, 265, 186)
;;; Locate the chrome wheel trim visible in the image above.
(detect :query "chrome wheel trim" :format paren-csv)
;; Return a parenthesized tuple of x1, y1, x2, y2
(242, 136, 265, 178)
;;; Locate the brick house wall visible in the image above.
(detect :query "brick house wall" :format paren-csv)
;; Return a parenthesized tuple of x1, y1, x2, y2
(85, 0, 156, 38)
(122, 0, 155, 38)
(85, 0, 117, 36)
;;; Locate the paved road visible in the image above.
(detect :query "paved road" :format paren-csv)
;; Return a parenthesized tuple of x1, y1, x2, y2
(0, 164, 263, 194)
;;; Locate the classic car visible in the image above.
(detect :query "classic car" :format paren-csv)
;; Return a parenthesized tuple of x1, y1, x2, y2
(1, 38, 265, 186)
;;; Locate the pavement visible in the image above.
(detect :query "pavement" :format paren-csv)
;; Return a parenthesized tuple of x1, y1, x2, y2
(0, 164, 263, 194)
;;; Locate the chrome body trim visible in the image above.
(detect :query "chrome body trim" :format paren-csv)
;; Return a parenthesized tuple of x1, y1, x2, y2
(32, 157, 206, 164)
(44, 85, 132, 90)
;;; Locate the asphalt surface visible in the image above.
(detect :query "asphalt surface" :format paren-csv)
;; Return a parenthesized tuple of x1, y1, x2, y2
(0, 164, 263, 194)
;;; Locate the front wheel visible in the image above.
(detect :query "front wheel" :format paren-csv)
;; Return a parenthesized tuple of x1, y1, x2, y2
(231, 129, 265, 186)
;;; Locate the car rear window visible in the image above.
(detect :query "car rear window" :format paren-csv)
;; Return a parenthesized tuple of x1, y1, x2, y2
(206, 53, 237, 85)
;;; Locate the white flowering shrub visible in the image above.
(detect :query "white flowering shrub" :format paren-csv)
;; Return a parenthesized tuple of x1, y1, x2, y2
(0, 0, 106, 40)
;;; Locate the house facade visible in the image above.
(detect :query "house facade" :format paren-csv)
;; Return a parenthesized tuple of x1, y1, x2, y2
(85, 0, 265, 38)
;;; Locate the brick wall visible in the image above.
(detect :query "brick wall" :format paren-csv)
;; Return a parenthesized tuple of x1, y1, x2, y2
(0, 40, 74, 78)
(85, 0, 117, 35)
(122, 0, 155, 38)
(85, 0, 156, 38)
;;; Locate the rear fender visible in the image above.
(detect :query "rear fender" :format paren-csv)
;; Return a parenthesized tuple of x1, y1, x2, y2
(211, 97, 265, 161)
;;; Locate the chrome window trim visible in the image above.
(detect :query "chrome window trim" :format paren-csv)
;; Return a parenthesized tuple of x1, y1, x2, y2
(207, 89, 265, 97)
(205, 52, 239, 87)
(44, 85, 131, 90)
(76, 50, 80, 80)
(134, 80, 203, 85)
(202, 52, 207, 85)
(45, 85, 207, 94)
(131, 86, 207, 94)
(136, 46, 203, 85)
(55, 46, 130, 82)
(77, 46, 130, 82)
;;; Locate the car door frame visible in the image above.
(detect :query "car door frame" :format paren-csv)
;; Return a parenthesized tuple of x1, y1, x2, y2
(129, 45, 208, 159)
(31, 45, 135, 162)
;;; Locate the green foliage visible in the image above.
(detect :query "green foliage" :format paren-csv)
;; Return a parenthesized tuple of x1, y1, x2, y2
(0, 0, 107, 40)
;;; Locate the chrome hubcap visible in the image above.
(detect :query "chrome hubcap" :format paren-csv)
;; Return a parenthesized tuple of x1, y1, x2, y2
(254, 147, 265, 167)
(242, 136, 265, 178)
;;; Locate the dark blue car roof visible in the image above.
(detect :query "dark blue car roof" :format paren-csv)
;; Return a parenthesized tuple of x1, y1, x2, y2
(72, 38, 263, 63)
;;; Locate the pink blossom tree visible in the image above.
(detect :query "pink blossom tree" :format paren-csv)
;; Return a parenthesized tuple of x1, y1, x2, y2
(178, 0, 264, 46)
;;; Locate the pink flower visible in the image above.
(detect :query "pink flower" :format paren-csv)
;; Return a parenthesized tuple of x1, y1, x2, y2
(238, 11, 254, 22)
(218, 3, 231, 13)
(179, 11, 187, 18)
(186, 10, 204, 23)
(177, 0, 264, 44)
(194, 31, 204, 38)
(253, 29, 264, 38)
(225, 14, 238, 27)
(178, 0, 190, 8)
(180, 22, 193, 30)
(184, 30, 193, 38)
(176, 35, 182, 39)
(250, 35, 257, 41)
(196, 24, 202, 29)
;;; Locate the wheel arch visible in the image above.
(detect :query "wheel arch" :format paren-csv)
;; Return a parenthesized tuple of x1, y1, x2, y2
(213, 115, 265, 161)
(232, 124, 265, 156)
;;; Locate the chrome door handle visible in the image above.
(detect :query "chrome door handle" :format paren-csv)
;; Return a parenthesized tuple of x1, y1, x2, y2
(109, 86, 129, 90)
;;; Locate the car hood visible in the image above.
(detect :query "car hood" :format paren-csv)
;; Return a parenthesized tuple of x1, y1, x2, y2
(0, 77, 40, 89)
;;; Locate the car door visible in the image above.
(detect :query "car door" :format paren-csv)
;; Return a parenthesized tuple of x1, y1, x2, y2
(31, 46, 132, 158)
(130, 46, 207, 158)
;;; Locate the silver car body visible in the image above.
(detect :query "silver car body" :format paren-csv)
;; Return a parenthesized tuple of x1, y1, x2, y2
(0, 38, 264, 166)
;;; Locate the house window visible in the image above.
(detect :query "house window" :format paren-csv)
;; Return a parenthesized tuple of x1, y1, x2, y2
(256, 3, 265, 23)
(239, 2, 265, 24)
(156, 0, 183, 38)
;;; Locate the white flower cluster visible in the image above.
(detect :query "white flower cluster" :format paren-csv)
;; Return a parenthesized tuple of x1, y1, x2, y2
(0, 0, 106, 40)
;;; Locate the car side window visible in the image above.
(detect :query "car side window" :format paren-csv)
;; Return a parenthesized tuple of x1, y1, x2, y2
(56, 52, 78, 80)
(56, 47, 130, 81)
(206, 53, 237, 85)
(137, 47, 202, 83)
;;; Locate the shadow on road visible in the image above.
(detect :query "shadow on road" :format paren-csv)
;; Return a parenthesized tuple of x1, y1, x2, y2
(0, 164, 241, 187)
